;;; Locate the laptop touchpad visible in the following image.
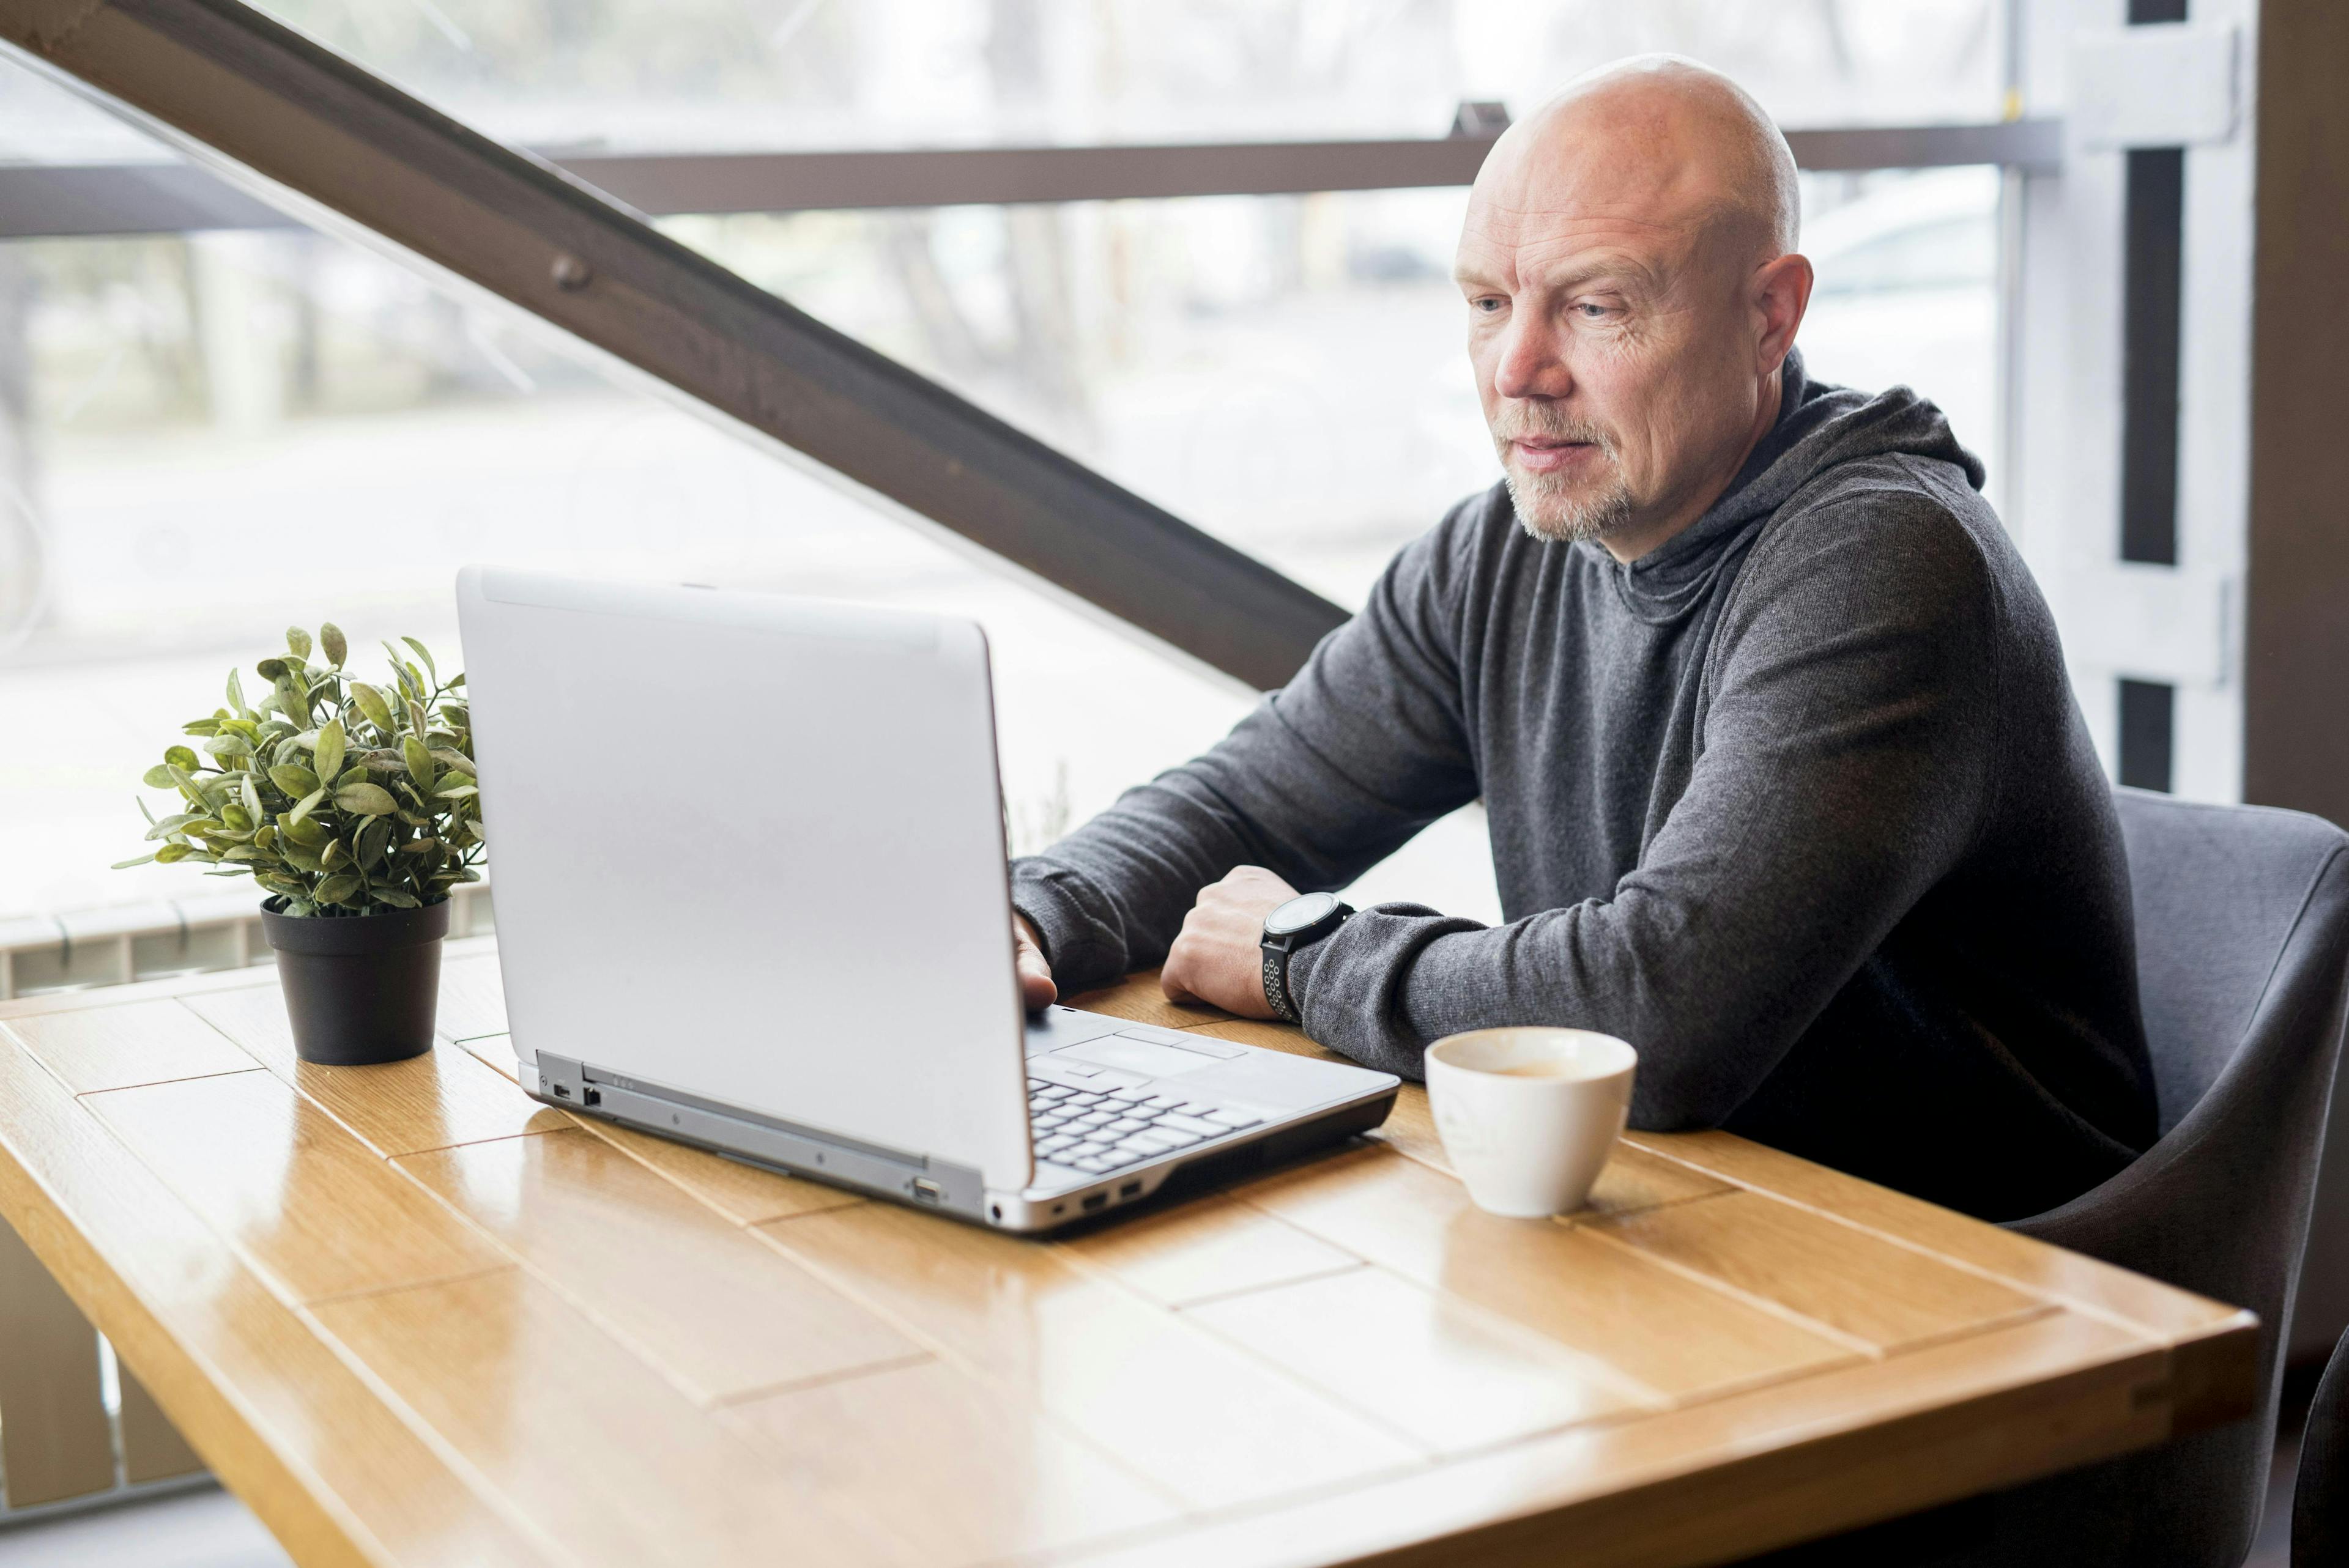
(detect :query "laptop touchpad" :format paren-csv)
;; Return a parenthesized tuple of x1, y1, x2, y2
(1053, 1036, 1219, 1078)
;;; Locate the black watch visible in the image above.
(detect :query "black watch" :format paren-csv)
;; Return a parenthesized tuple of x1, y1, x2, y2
(1260, 892, 1353, 1024)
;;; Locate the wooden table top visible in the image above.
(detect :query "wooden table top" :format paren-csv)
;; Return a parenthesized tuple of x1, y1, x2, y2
(0, 937, 2254, 1568)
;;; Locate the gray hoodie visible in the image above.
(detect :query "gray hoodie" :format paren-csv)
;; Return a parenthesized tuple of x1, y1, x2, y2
(1012, 352, 2157, 1221)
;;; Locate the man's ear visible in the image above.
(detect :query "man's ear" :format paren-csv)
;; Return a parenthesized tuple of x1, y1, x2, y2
(1753, 252, 1814, 372)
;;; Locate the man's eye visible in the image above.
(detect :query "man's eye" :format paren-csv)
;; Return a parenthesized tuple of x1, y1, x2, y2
(1472, 297, 1505, 314)
(1575, 301, 1612, 319)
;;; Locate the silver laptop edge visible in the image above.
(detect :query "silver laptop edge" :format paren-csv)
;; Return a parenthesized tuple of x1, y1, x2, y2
(459, 566, 1399, 1233)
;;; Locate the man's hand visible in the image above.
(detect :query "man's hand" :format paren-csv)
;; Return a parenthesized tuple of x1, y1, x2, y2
(1160, 865, 1301, 1018)
(1013, 914, 1057, 1011)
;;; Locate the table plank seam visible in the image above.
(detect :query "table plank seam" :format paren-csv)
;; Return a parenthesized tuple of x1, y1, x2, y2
(285, 1296, 601, 1568)
(558, 1104, 874, 1226)
(303, 1262, 518, 1310)
(748, 1211, 1301, 1519)
(1142, 1257, 1370, 1311)
(703, 1348, 938, 1410)
(0, 1043, 557, 1568)
(379, 1145, 902, 1415)
(1571, 1219, 1890, 1361)
(1618, 1138, 2199, 1348)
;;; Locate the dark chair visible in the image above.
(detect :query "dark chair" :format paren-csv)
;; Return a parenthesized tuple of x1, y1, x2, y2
(2299, 1326, 2349, 1566)
(1742, 790, 2349, 1567)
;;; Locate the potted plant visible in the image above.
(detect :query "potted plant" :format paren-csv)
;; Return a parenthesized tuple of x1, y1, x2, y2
(116, 624, 485, 1065)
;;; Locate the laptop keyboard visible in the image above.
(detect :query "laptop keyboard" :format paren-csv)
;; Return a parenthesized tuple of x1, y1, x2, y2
(1027, 1079, 1264, 1174)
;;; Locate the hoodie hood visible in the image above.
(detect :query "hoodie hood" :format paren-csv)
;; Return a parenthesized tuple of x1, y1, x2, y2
(1592, 349, 1987, 615)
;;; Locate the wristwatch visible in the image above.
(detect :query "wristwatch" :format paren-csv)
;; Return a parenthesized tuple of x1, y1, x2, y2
(1260, 892, 1354, 1024)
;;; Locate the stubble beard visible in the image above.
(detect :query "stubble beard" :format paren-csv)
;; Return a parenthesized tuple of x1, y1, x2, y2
(1492, 409, 1636, 545)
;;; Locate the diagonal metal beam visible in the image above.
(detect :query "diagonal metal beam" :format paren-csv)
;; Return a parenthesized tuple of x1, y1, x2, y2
(1, 0, 1349, 690)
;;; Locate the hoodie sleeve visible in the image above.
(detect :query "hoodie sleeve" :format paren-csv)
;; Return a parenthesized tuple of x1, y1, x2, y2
(1008, 497, 1488, 993)
(1283, 489, 2003, 1123)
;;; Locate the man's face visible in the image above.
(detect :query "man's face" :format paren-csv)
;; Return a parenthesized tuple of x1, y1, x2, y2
(1455, 157, 1768, 549)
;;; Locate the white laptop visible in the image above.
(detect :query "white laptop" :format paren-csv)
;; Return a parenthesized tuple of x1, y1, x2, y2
(456, 568, 1398, 1232)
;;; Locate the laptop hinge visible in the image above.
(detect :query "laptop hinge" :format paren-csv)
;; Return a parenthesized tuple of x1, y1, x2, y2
(533, 1051, 987, 1219)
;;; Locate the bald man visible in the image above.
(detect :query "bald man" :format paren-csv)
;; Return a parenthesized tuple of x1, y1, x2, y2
(1008, 57, 2156, 1221)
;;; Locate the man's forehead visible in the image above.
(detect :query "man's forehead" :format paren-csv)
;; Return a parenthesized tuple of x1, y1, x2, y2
(1455, 194, 1700, 287)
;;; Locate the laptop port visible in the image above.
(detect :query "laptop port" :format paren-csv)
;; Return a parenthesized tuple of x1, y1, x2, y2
(1082, 1192, 1108, 1213)
(910, 1177, 944, 1205)
(549, 1082, 571, 1099)
(1118, 1181, 1141, 1199)
(581, 1085, 601, 1107)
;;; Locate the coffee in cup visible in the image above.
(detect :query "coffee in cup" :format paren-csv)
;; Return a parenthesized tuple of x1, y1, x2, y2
(1424, 1027, 1637, 1218)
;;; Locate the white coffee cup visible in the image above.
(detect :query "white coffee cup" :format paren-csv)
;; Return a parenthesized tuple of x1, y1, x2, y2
(1425, 1027, 1638, 1218)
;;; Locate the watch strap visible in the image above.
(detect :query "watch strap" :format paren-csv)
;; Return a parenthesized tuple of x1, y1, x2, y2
(1263, 945, 1301, 1024)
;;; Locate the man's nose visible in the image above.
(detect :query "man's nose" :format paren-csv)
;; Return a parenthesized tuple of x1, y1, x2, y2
(1491, 316, 1573, 402)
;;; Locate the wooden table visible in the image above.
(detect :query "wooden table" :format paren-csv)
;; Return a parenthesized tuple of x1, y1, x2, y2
(0, 937, 2254, 1568)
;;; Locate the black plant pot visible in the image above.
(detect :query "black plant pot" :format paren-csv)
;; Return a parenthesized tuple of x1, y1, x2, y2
(259, 897, 449, 1066)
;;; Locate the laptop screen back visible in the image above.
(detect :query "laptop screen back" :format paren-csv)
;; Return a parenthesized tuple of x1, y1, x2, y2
(458, 568, 1031, 1192)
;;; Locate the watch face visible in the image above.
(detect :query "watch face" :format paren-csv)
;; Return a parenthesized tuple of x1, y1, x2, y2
(1264, 890, 1341, 937)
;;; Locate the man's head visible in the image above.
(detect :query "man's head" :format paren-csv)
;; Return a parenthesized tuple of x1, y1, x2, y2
(1456, 56, 1812, 558)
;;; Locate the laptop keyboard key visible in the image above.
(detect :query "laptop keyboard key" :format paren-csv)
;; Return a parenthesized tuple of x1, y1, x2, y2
(1207, 1109, 1263, 1129)
(1071, 1157, 1111, 1173)
(1155, 1112, 1225, 1139)
(1105, 1118, 1148, 1136)
(1143, 1094, 1186, 1109)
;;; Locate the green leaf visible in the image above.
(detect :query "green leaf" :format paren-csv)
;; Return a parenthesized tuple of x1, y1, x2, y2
(314, 873, 363, 906)
(220, 804, 253, 832)
(217, 846, 261, 862)
(373, 887, 421, 909)
(182, 719, 221, 738)
(240, 773, 262, 821)
(144, 812, 199, 841)
(399, 838, 442, 854)
(449, 673, 465, 688)
(142, 764, 175, 790)
(335, 766, 369, 790)
(164, 744, 199, 771)
(136, 796, 156, 827)
(401, 637, 438, 685)
(269, 764, 321, 798)
(335, 783, 398, 816)
(433, 782, 481, 800)
(321, 837, 351, 870)
(226, 667, 250, 720)
(321, 623, 347, 668)
(401, 734, 434, 782)
(280, 844, 325, 875)
(350, 681, 393, 733)
(288, 787, 327, 827)
(256, 657, 289, 681)
(205, 732, 254, 761)
(286, 626, 312, 660)
(112, 852, 157, 869)
(357, 816, 392, 870)
(155, 842, 194, 865)
(168, 763, 208, 806)
(314, 718, 346, 788)
(272, 675, 308, 727)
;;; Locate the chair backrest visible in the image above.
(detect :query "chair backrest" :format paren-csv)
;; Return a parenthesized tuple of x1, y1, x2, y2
(2297, 1325, 2349, 1566)
(1993, 789, 2349, 1568)
(2117, 790, 2349, 1136)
